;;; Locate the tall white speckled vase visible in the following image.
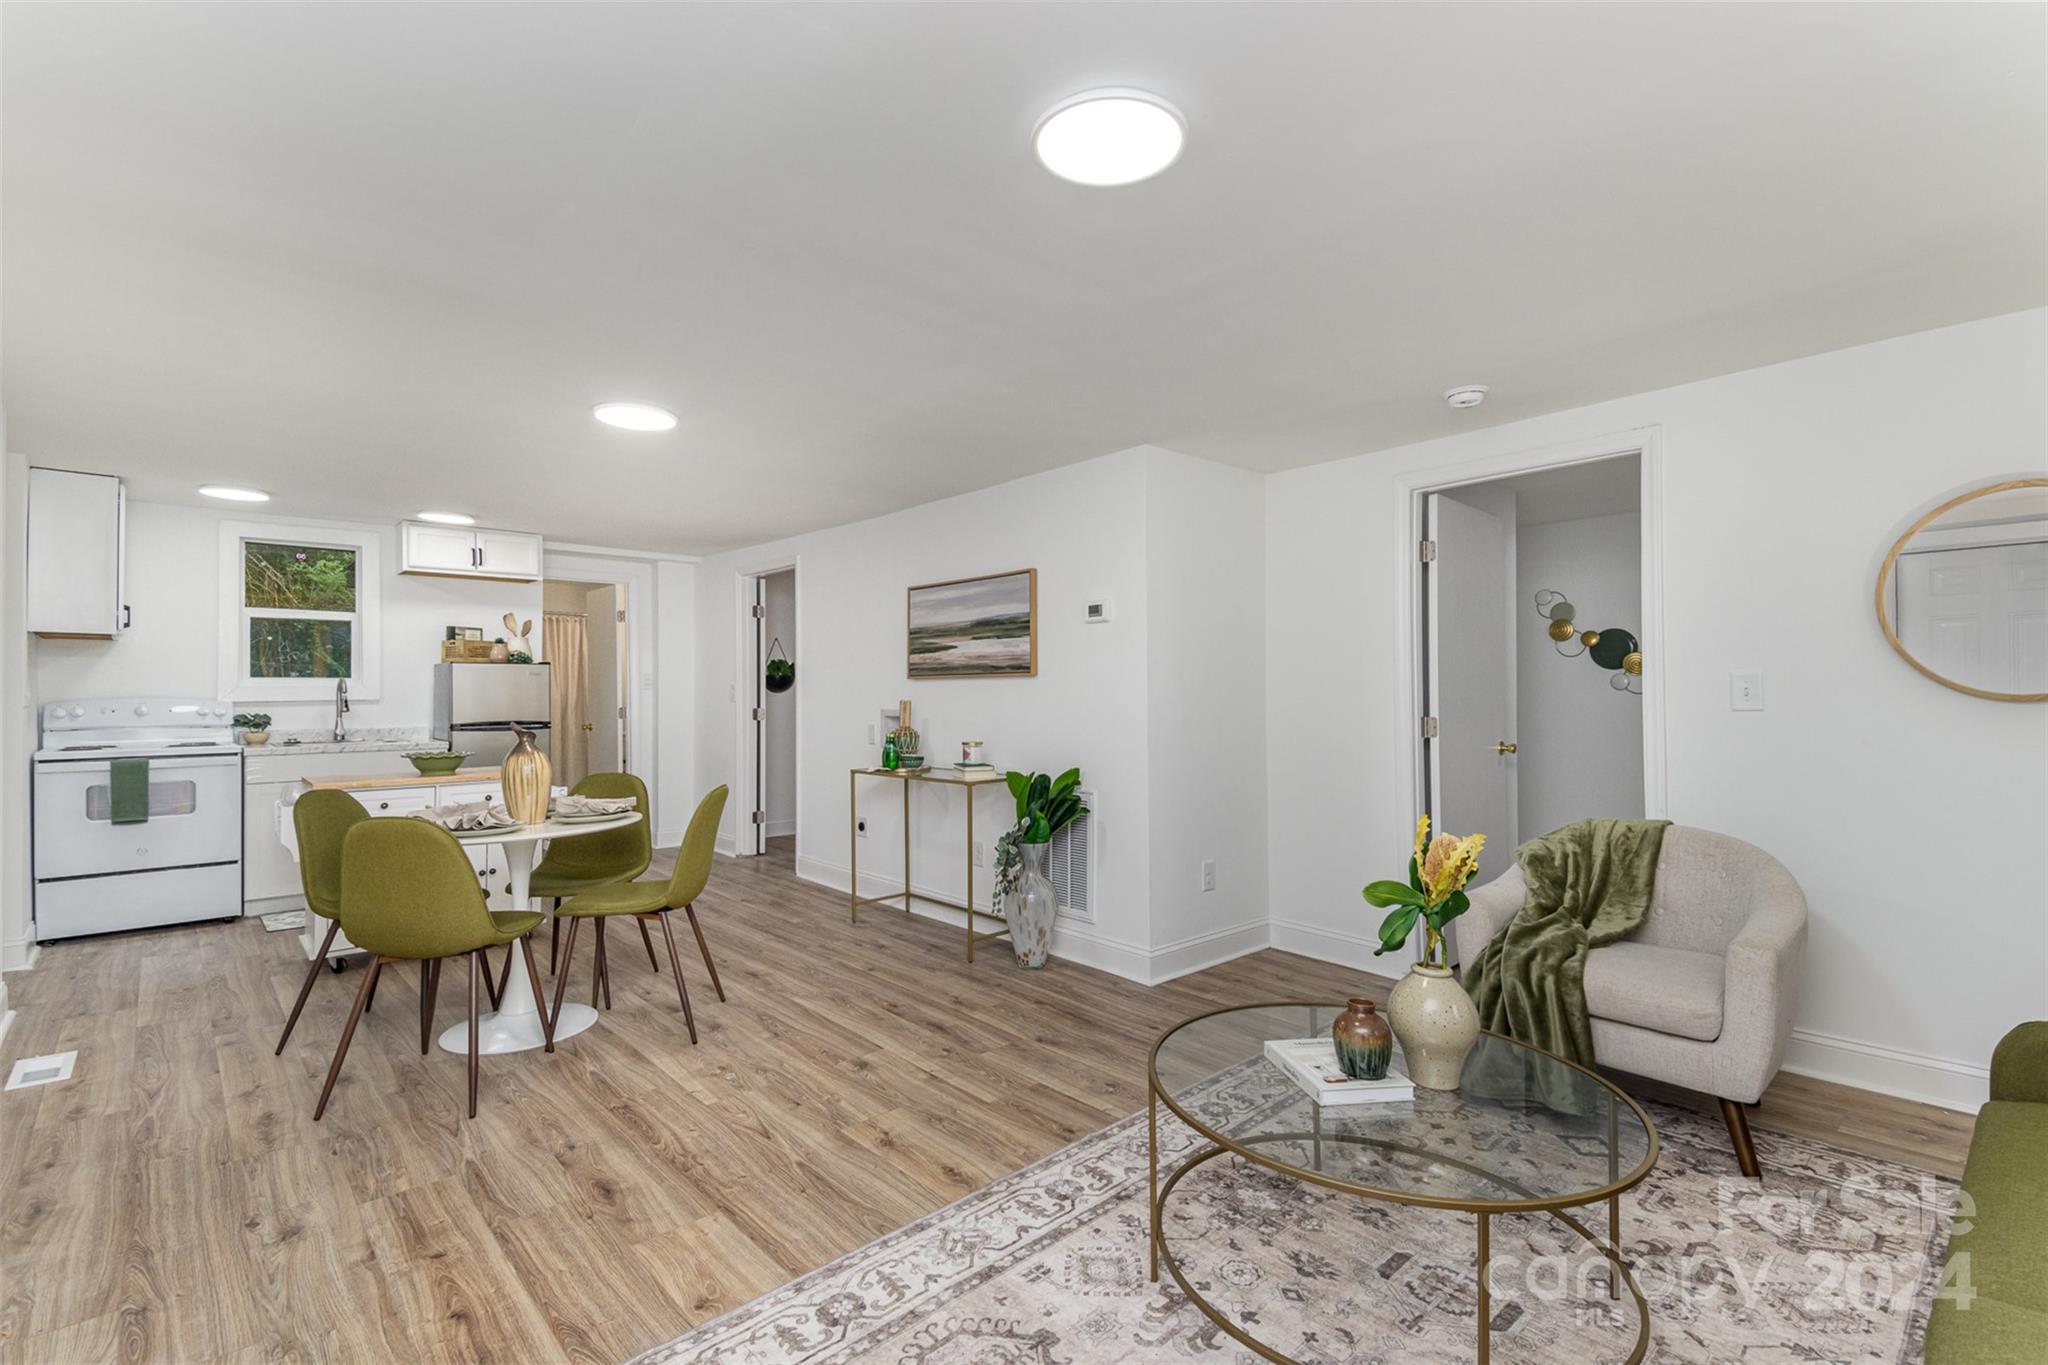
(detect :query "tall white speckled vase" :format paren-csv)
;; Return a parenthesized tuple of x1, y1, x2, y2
(1386, 963, 1480, 1090)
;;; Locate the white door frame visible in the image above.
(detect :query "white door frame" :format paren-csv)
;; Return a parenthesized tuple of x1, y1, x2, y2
(730, 556, 801, 859)
(540, 551, 658, 823)
(1392, 426, 1669, 960)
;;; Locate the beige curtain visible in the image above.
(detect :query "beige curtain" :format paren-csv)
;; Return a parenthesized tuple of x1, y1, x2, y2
(544, 612, 591, 788)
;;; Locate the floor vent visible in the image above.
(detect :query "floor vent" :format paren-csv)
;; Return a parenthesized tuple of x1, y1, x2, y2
(1048, 790, 1095, 921)
(6, 1050, 78, 1091)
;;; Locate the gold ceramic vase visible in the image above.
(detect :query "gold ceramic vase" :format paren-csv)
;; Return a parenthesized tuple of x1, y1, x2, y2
(502, 722, 552, 825)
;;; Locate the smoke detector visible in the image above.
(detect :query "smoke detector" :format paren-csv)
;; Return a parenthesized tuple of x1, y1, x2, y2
(1444, 385, 1489, 410)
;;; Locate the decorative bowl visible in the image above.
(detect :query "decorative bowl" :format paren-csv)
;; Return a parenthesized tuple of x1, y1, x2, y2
(898, 753, 926, 770)
(405, 751, 471, 776)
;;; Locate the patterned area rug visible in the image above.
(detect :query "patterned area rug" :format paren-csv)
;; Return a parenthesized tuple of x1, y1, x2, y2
(632, 1060, 1955, 1364)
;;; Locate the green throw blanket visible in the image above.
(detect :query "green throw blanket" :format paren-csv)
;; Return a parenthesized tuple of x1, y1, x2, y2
(1462, 818, 1670, 1070)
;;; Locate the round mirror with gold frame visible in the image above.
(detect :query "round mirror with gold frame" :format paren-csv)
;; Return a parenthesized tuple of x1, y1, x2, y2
(1876, 476, 2048, 703)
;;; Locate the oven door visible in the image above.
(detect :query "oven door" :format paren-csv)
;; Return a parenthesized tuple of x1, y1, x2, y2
(33, 753, 244, 880)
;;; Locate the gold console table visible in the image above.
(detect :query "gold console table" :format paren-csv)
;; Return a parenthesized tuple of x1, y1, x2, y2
(849, 766, 1010, 962)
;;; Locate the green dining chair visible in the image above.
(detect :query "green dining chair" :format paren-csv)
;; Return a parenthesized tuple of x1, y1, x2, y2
(313, 818, 550, 1121)
(277, 791, 507, 1055)
(529, 772, 654, 974)
(552, 785, 729, 1045)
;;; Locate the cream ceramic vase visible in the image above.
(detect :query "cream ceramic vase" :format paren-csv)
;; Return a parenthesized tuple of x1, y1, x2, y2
(1386, 963, 1480, 1090)
(502, 723, 552, 825)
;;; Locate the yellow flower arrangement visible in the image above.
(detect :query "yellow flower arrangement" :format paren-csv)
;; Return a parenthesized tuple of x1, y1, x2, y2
(1365, 814, 1487, 968)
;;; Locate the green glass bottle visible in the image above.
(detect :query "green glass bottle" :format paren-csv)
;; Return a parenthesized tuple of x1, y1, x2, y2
(882, 736, 899, 770)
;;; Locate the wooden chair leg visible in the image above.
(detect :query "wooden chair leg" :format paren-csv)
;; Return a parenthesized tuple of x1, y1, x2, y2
(365, 962, 382, 1012)
(550, 910, 559, 973)
(466, 951, 481, 1119)
(684, 903, 725, 1002)
(494, 943, 514, 1003)
(656, 911, 698, 1045)
(593, 920, 611, 1010)
(550, 917, 581, 1035)
(638, 917, 661, 973)
(1719, 1096, 1761, 1178)
(419, 958, 440, 1055)
(314, 955, 382, 1121)
(481, 948, 502, 1010)
(519, 934, 555, 1052)
(276, 920, 340, 1054)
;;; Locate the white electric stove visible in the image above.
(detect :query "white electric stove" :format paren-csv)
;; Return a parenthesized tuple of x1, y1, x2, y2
(32, 697, 244, 940)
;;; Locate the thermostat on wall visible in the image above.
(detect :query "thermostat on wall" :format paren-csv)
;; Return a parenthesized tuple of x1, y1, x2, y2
(1084, 598, 1113, 624)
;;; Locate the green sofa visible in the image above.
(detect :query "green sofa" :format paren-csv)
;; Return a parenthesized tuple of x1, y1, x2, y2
(1923, 1021, 2048, 1363)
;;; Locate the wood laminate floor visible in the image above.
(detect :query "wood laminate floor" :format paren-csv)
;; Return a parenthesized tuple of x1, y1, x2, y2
(0, 841, 1974, 1363)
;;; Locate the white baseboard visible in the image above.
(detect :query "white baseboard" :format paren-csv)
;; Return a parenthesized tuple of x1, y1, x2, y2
(713, 832, 736, 857)
(1, 938, 40, 974)
(0, 977, 11, 1047)
(1267, 916, 1390, 972)
(763, 819, 795, 839)
(1782, 1028, 1989, 1114)
(794, 855, 1266, 985)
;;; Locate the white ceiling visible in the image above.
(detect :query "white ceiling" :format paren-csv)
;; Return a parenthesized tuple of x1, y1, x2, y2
(4, 4, 2042, 555)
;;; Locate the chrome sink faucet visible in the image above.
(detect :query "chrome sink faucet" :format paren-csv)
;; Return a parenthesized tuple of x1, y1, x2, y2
(333, 677, 350, 742)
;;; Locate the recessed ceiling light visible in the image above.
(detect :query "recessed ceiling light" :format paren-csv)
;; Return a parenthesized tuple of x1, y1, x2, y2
(415, 510, 476, 526)
(198, 485, 270, 502)
(1034, 89, 1185, 187)
(593, 401, 677, 432)
(1444, 385, 1490, 410)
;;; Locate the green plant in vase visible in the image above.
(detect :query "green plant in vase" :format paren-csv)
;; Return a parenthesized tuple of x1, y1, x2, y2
(1362, 815, 1488, 1089)
(233, 712, 273, 745)
(998, 768, 1088, 968)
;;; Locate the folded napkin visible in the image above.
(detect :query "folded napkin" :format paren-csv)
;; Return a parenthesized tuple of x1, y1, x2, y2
(550, 794, 638, 816)
(411, 800, 520, 831)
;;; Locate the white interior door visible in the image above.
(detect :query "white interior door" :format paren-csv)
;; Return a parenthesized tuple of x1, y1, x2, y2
(1895, 539, 2048, 693)
(584, 585, 622, 774)
(1425, 491, 1515, 962)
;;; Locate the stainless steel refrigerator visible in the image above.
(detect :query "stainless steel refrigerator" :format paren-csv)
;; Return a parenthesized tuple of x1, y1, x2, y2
(432, 662, 551, 768)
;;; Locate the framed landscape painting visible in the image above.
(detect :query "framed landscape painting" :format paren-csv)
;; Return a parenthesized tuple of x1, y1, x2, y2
(907, 569, 1037, 678)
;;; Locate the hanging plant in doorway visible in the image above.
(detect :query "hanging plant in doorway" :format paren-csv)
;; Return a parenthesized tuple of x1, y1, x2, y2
(764, 637, 795, 693)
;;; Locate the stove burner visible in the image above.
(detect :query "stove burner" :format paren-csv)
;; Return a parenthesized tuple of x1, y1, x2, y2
(59, 744, 115, 752)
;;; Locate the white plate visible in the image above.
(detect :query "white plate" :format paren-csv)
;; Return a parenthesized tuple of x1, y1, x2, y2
(552, 811, 630, 823)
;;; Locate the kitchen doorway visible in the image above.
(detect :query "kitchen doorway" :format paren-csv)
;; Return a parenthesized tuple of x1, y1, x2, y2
(1400, 435, 1666, 965)
(733, 563, 799, 860)
(541, 578, 627, 791)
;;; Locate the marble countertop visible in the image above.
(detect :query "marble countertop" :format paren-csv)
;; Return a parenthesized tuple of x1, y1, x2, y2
(299, 766, 504, 791)
(254, 727, 434, 755)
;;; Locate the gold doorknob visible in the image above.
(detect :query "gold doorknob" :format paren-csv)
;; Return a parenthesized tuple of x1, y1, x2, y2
(581, 722, 594, 732)
(1494, 741, 1518, 755)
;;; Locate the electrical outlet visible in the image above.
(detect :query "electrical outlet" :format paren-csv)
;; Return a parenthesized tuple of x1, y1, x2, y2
(1730, 670, 1765, 711)
(972, 840, 984, 867)
(856, 817, 869, 839)
(1200, 860, 1216, 893)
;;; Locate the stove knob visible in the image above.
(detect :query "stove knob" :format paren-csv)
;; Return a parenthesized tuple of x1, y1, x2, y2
(134, 703, 150, 717)
(68, 705, 84, 718)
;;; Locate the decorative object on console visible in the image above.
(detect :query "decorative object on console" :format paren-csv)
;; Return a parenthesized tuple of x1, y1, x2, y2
(234, 712, 272, 745)
(908, 569, 1037, 678)
(999, 768, 1088, 968)
(959, 739, 986, 766)
(764, 637, 794, 693)
(1533, 587, 1643, 694)
(1330, 997, 1393, 1080)
(405, 750, 471, 776)
(1365, 815, 1485, 1089)
(1875, 475, 2047, 703)
(886, 699, 921, 759)
(501, 721, 552, 824)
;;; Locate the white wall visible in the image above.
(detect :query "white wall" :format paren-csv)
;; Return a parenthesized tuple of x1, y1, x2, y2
(32, 500, 542, 734)
(762, 569, 797, 836)
(2, 450, 37, 978)
(1268, 308, 2048, 1108)
(654, 559, 697, 848)
(696, 448, 1160, 977)
(1143, 448, 1271, 976)
(1515, 510, 1645, 838)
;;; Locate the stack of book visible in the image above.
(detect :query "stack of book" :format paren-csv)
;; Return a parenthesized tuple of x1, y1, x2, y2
(1263, 1037, 1416, 1106)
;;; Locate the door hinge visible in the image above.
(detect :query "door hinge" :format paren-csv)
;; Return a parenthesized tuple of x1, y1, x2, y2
(750, 810, 767, 825)
(616, 609, 626, 622)
(1418, 540, 1437, 563)
(1420, 715, 1439, 739)
(618, 705, 626, 719)
(751, 706, 765, 721)
(751, 603, 766, 619)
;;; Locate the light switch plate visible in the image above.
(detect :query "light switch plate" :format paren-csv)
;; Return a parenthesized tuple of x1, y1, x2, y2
(1730, 670, 1765, 711)
(1200, 860, 1217, 893)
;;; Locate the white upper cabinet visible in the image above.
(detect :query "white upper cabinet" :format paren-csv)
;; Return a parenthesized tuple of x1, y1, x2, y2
(28, 467, 127, 638)
(398, 521, 543, 581)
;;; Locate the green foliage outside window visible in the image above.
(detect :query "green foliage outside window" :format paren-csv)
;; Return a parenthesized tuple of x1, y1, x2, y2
(244, 542, 356, 611)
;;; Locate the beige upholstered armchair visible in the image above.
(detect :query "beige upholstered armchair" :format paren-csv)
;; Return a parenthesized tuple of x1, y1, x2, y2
(1457, 826, 1807, 1177)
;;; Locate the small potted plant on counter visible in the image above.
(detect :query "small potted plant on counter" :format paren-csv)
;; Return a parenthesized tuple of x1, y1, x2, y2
(234, 712, 273, 746)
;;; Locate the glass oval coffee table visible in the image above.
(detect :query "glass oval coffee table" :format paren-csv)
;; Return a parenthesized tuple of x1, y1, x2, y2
(1148, 1002, 1659, 1364)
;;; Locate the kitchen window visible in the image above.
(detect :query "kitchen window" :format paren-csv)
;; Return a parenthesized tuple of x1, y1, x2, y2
(220, 520, 382, 702)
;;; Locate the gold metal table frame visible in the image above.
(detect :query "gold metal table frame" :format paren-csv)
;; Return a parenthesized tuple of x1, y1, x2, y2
(848, 766, 1011, 961)
(1146, 1003, 1660, 1365)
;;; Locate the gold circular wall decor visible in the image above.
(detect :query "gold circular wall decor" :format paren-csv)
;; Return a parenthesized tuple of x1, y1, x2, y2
(1875, 476, 2048, 703)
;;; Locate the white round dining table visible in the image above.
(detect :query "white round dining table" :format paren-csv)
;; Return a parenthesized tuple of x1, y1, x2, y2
(435, 811, 643, 1056)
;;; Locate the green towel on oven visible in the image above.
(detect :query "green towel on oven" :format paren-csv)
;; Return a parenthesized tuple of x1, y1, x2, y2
(109, 757, 151, 824)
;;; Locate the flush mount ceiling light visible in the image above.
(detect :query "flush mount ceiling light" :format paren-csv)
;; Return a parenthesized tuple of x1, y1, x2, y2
(593, 401, 677, 432)
(1033, 88, 1185, 186)
(198, 485, 270, 502)
(415, 510, 476, 525)
(1444, 385, 1490, 410)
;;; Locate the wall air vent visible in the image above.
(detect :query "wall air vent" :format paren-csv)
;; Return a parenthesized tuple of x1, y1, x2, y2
(1047, 789, 1095, 921)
